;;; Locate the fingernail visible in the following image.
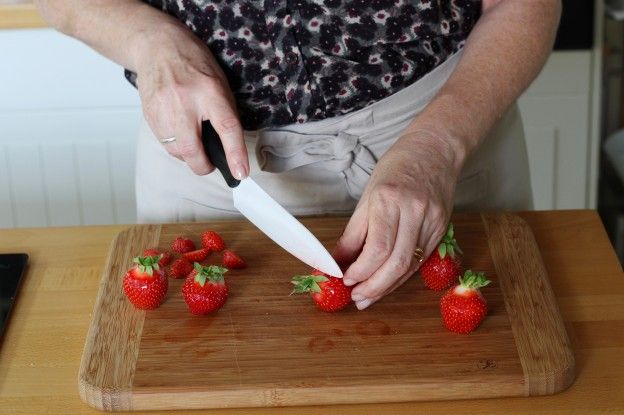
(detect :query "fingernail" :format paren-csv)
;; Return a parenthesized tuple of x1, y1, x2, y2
(351, 294, 366, 302)
(232, 163, 247, 180)
(343, 278, 355, 286)
(356, 298, 373, 310)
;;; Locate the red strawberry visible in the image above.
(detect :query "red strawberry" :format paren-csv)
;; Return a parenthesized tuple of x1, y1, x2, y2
(291, 269, 352, 312)
(201, 230, 226, 252)
(440, 270, 491, 334)
(419, 223, 463, 291)
(122, 255, 168, 310)
(142, 248, 173, 267)
(222, 249, 246, 269)
(182, 264, 229, 315)
(183, 248, 211, 262)
(167, 258, 194, 279)
(171, 236, 196, 254)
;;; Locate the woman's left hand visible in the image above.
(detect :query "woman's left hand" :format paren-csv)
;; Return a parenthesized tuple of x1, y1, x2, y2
(332, 131, 464, 310)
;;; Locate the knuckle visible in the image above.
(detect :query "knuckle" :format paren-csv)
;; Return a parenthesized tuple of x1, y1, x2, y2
(191, 164, 212, 176)
(377, 183, 402, 202)
(390, 254, 411, 275)
(177, 141, 199, 158)
(169, 82, 192, 104)
(219, 117, 242, 136)
(202, 75, 223, 92)
(409, 197, 427, 216)
(370, 238, 392, 256)
(363, 285, 384, 299)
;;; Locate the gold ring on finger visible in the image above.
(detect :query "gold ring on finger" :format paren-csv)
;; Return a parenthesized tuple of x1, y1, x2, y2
(413, 247, 425, 263)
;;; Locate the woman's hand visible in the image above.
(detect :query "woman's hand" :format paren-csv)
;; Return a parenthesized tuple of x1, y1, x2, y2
(133, 23, 249, 178)
(333, 131, 464, 310)
(35, 0, 249, 178)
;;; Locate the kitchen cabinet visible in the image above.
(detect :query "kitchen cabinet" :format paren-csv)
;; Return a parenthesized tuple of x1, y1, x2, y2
(518, 50, 601, 210)
(517, 0, 602, 210)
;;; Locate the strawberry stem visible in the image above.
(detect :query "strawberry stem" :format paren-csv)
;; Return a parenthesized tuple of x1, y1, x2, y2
(132, 255, 161, 276)
(437, 223, 463, 259)
(290, 275, 328, 295)
(459, 270, 491, 289)
(193, 263, 228, 287)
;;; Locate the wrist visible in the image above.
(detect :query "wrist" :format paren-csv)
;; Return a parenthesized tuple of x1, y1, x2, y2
(398, 128, 470, 176)
(128, 12, 190, 72)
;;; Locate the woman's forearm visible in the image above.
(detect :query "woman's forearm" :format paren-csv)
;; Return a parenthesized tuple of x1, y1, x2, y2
(35, 0, 186, 72)
(402, 0, 561, 172)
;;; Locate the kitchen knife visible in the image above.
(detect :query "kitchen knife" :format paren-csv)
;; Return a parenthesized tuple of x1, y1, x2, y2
(201, 120, 343, 278)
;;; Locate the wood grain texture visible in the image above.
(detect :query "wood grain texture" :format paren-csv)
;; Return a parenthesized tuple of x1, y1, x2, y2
(482, 213, 575, 395)
(0, 210, 623, 415)
(78, 225, 161, 411)
(78, 213, 573, 411)
(0, 1, 46, 29)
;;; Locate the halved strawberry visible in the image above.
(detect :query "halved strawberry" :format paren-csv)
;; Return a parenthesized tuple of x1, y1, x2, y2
(201, 230, 226, 252)
(122, 255, 168, 310)
(183, 248, 211, 262)
(167, 258, 194, 279)
(171, 236, 196, 254)
(222, 250, 246, 269)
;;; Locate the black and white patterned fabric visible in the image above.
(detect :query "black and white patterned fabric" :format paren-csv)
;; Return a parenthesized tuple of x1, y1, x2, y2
(126, 0, 481, 130)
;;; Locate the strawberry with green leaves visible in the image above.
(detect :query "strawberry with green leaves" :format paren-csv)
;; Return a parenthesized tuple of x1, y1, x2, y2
(123, 255, 168, 310)
(182, 264, 229, 315)
(440, 270, 491, 334)
(419, 223, 463, 291)
(291, 270, 352, 312)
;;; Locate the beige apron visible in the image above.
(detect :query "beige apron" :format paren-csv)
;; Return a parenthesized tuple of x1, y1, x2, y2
(135, 51, 532, 223)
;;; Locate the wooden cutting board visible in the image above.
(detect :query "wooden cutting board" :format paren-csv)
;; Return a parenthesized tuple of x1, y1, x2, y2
(78, 213, 574, 411)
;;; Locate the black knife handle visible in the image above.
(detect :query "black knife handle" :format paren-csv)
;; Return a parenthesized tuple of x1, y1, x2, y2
(201, 120, 241, 188)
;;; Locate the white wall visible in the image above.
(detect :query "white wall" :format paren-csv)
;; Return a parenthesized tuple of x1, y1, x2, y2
(0, 28, 142, 228)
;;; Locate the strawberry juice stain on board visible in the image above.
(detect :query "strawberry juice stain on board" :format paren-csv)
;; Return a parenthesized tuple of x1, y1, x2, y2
(356, 320, 392, 336)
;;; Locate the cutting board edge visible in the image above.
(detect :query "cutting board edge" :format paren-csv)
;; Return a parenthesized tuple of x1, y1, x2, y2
(127, 380, 527, 410)
(481, 212, 576, 396)
(79, 215, 576, 411)
(78, 225, 162, 412)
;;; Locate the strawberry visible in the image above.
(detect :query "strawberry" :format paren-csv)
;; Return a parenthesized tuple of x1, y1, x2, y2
(291, 270, 352, 312)
(167, 258, 194, 279)
(122, 255, 168, 310)
(201, 230, 226, 252)
(182, 263, 229, 315)
(142, 248, 173, 267)
(171, 236, 196, 254)
(419, 223, 463, 291)
(222, 249, 246, 269)
(440, 270, 491, 334)
(183, 248, 211, 262)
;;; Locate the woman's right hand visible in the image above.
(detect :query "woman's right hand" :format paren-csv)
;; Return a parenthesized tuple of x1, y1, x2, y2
(132, 23, 249, 178)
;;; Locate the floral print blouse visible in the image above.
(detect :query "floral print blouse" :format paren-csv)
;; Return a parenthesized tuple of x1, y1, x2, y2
(127, 0, 481, 130)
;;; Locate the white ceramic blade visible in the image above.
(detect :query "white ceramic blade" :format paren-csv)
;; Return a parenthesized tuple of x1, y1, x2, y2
(233, 178, 343, 278)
